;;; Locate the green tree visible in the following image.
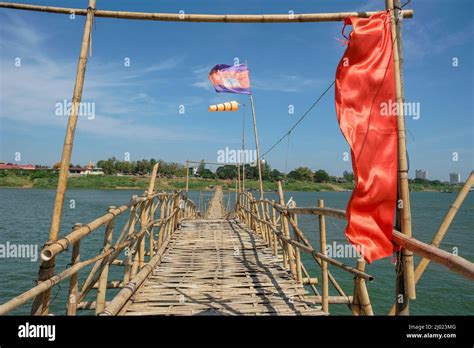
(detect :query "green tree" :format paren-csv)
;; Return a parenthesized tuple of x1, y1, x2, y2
(287, 167, 314, 182)
(343, 170, 355, 182)
(216, 165, 237, 179)
(314, 169, 330, 183)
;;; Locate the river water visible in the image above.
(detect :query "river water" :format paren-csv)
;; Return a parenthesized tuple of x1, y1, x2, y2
(0, 188, 472, 315)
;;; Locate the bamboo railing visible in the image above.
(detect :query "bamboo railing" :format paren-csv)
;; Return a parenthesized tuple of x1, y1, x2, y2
(0, 173, 197, 316)
(234, 179, 474, 315)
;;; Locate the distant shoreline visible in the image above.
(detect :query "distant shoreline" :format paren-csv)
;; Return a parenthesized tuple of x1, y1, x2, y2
(0, 175, 459, 192)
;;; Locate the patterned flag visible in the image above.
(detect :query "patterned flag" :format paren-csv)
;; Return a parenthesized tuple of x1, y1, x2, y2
(335, 11, 399, 263)
(208, 64, 251, 95)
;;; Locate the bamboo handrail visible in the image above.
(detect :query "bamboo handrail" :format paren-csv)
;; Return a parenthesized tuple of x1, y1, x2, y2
(0, 2, 414, 22)
(242, 191, 474, 281)
(237, 204, 373, 280)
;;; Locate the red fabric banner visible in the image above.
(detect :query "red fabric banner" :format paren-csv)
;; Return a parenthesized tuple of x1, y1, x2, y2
(335, 11, 398, 263)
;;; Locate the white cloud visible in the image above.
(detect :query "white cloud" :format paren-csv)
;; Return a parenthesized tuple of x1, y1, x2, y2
(0, 13, 217, 143)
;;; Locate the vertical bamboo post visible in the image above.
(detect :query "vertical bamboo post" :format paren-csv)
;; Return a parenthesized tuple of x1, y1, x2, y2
(66, 223, 82, 315)
(351, 279, 361, 316)
(146, 164, 159, 258)
(123, 202, 138, 284)
(185, 161, 189, 193)
(271, 200, 278, 256)
(249, 94, 264, 199)
(292, 204, 303, 283)
(355, 259, 373, 315)
(318, 200, 329, 313)
(386, 0, 416, 310)
(277, 181, 296, 275)
(138, 200, 148, 269)
(241, 103, 246, 195)
(96, 206, 115, 314)
(31, 0, 97, 316)
(157, 196, 167, 249)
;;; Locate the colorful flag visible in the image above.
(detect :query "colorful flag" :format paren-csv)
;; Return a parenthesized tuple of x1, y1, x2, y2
(208, 64, 251, 95)
(335, 11, 399, 263)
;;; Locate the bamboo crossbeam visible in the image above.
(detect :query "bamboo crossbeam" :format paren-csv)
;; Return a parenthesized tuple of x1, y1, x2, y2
(41, 204, 131, 261)
(0, 2, 414, 22)
(307, 296, 353, 305)
(392, 231, 474, 280)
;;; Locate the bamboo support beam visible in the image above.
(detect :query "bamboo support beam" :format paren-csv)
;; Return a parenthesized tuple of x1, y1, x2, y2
(95, 206, 115, 314)
(392, 231, 474, 280)
(386, 0, 416, 308)
(0, 2, 414, 22)
(66, 224, 82, 316)
(277, 182, 296, 274)
(354, 259, 374, 315)
(30, 0, 96, 316)
(41, 204, 130, 261)
(318, 200, 329, 314)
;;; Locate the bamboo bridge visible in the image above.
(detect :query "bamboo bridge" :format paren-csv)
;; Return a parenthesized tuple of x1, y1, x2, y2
(1, 168, 473, 316)
(0, 1, 473, 317)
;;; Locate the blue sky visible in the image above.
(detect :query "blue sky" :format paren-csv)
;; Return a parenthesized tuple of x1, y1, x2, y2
(0, 0, 472, 181)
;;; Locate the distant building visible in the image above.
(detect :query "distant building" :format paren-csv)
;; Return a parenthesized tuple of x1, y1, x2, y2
(415, 169, 427, 180)
(449, 172, 461, 185)
(0, 163, 36, 170)
(68, 161, 104, 176)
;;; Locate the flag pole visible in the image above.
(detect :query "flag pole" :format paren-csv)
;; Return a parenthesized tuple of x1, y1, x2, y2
(241, 103, 246, 195)
(249, 94, 264, 199)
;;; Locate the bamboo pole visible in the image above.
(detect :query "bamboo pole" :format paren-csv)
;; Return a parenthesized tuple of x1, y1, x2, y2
(0, 2, 414, 22)
(249, 94, 264, 199)
(241, 104, 246, 194)
(96, 206, 115, 314)
(414, 172, 474, 281)
(185, 161, 189, 193)
(31, 0, 96, 316)
(147, 163, 159, 195)
(386, 0, 416, 309)
(271, 200, 278, 256)
(41, 204, 130, 261)
(351, 278, 361, 316)
(354, 259, 373, 315)
(388, 172, 474, 315)
(392, 231, 474, 280)
(144, 165, 158, 260)
(277, 182, 294, 272)
(66, 224, 82, 316)
(318, 200, 329, 314)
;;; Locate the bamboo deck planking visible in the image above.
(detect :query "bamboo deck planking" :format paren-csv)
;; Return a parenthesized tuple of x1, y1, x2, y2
(120, 216, 324, 315)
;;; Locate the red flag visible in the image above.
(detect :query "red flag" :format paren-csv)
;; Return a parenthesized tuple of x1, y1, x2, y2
(335, 11, 398, 263)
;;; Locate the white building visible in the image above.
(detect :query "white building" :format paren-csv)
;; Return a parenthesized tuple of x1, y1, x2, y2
(449, 172, 461, 185)
(415, 169, 427, 180)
